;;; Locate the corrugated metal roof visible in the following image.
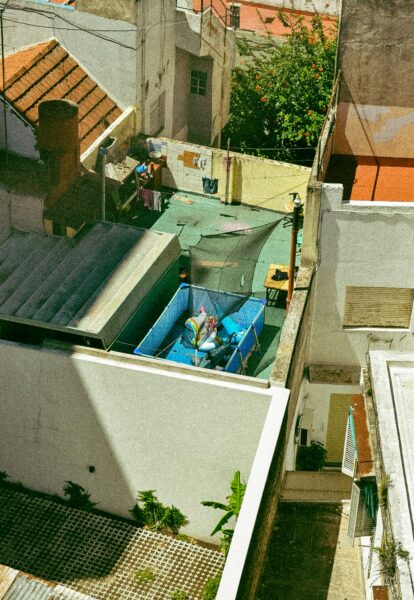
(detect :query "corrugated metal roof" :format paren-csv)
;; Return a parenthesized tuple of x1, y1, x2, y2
(2, 575, 54, 600)
(0, 39, 122, 153)
(0, 223, 181, 345)
(1, 573, 96, 599)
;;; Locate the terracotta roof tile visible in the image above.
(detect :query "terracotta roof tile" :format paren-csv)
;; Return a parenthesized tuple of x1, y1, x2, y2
(0, 39, 122, 154)
(192, 0, 336, 36)
(0, 40, 55, 85)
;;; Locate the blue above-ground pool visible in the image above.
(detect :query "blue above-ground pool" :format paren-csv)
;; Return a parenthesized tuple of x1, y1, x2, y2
(134, 284, 265, 373)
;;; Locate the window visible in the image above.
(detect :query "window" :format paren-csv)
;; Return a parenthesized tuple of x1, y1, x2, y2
(342, 410, 357, 477)
(343, 286, 414, 328)
(190, 70, 207, 96)
(347, 481, 376, 544)
(229, 3, 241, 29)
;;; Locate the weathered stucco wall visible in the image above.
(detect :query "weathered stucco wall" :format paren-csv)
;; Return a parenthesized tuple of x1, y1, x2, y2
(2, 1, 136, 106)
(213, 152, 310, 212)
(157, 137, 310, 211)
(0, 106, 38, 160)
(0, 340, 286, 541)
(175, 7, 236, 145)
(77, 0, 137, 24)
(243, 0, 340, 15)
(307, 183, 414, 367)
(81, 107, 140, 170)
(334, 0, 414, 158)
(137, 0, 177, 137)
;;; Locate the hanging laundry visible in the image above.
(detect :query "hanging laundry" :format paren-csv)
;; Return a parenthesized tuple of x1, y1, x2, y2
(153, 190, 162, 212)
(136, 187, 145, 208)
(202, 177, 218, 194)
(141, 188, 154, 209)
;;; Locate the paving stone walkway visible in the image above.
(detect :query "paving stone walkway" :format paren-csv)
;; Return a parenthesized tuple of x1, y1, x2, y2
(0, 486, 224, 600)
(259, 502, 365, 600)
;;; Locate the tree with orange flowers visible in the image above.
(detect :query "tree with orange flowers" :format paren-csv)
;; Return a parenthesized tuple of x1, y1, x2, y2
(223, 14, 337, 164)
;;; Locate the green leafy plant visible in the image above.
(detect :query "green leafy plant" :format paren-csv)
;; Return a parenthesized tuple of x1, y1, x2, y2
(130, 490, 188, 534)
(135, 568, 156, 583)
(63, 480, 97, 511)
(0, 471, 9, 485)
(378, 474, 392, 510)
(201, 471, 246, 554)
(224, 13, 337, 163)
(375, 538, 410, 581)
(202, 575, 221, 600)
(170, 590, 190, 600)
(295, 441, 327, 471)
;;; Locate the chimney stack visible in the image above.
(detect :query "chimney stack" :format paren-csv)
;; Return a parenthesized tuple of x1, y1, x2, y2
(37, 99, 80, 205)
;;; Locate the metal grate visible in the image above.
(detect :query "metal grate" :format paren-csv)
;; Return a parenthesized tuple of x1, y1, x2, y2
(0, 487, 224, 600)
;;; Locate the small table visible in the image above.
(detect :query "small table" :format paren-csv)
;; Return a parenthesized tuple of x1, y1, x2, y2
(264, 263, 290, 305)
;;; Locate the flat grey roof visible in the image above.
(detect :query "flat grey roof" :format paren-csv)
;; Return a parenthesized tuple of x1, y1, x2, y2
(370, 350, 414, 600)
(0, 222, 180, 345)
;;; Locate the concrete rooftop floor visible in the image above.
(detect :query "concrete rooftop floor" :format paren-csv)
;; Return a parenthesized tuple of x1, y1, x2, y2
(259, 502, 365, 600)
(0, 485, 224, 600)
(121, 190, 297, 379)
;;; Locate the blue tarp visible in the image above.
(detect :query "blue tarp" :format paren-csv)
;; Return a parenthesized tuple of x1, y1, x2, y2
(134, 284, 265, 373)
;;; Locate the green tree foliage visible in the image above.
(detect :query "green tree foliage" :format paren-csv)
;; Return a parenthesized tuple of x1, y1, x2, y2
(63, 480, 97, 511)
(201, 471, 246, 554)
(224, 14, 337, 162)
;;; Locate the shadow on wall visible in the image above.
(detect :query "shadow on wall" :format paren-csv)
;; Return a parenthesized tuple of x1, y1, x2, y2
(0, 343, 137, 521)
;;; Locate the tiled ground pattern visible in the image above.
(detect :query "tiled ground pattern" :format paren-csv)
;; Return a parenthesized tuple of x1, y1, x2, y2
(0, 487, 224, 600)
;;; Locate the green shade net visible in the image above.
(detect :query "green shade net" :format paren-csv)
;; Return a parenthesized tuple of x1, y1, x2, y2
(188, 220, 282, 321)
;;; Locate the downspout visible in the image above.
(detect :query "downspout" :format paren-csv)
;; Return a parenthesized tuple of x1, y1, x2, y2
(99, 146, 108, 221)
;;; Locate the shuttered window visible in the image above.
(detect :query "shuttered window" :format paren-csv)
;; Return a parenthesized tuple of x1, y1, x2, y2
(343, 286, 414, 328)
(348, 481, 376, 543)
(342, 411, 357, 477)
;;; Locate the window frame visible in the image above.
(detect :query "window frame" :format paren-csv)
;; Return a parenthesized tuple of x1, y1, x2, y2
(190, 70, 208, 96)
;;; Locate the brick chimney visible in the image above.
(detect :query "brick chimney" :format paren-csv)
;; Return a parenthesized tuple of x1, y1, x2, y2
(37, 99, 80, 206)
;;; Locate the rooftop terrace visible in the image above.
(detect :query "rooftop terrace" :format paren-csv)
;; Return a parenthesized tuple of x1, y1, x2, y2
(118, 189, 296, 379)
(0, 485, 224, 600)
(325, 155, 414, 202)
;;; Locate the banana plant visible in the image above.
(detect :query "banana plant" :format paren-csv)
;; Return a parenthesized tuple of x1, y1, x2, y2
(201, 471, 246, 553)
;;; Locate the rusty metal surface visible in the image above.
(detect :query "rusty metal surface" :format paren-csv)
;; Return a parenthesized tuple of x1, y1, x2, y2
(352, 394, 375, 478)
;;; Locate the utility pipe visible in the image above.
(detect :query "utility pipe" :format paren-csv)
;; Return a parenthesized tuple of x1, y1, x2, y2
(99, 146, 108, 221)
(286, 195, 302, 314)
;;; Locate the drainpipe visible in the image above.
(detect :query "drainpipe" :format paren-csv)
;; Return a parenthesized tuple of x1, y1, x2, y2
(99, 146, 108, 221)
(286, 195, 302, 314)
(224, 137, 231, 205)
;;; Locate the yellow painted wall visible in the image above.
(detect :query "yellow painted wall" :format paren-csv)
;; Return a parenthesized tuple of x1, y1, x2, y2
(212, 150, 310, 212)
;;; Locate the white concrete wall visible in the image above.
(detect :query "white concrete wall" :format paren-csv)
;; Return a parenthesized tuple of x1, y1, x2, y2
(360, 510, 383, 599)
(217, 393, 288, 600)
(307, 183, 414, 367)
(284, 378, 360, 469)
(0, 105, 38, 159)
(158, 138, 213, 192)
(0, 341, 286, 541)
